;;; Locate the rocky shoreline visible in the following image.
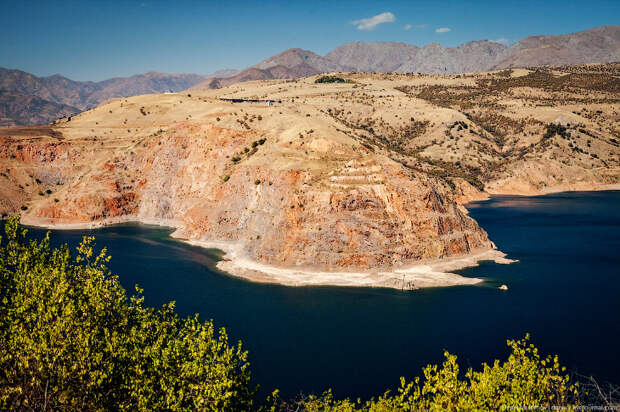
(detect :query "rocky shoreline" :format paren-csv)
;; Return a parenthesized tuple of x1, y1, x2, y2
(18, 214, 515, 290)
(185, 239, 514, 290)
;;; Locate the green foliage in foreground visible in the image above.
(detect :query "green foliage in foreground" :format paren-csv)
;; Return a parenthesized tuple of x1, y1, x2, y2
(0, 217, 255, 411)
(282, 336, 579, 411)
(0, 217, 597, 411)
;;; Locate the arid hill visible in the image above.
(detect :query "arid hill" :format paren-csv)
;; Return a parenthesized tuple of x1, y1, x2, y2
(0, 64, 618, 287)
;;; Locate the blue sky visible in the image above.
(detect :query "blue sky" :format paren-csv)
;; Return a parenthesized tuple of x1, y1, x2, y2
(1, 0, 618, 81)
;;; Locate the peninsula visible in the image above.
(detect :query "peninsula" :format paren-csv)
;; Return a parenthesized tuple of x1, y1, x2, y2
(1, 64, 618, 288)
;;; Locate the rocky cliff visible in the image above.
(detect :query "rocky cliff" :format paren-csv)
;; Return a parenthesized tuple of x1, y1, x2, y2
(1, 65, 617, 286)
(0, 103, 491, 275)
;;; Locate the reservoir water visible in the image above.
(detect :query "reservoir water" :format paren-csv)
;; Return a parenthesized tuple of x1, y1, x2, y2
(16, 191, 620, 399)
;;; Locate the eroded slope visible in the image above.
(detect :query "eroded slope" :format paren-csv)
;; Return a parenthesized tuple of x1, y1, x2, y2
(1, 65, 617, 284)
(0, 89, 491, 277)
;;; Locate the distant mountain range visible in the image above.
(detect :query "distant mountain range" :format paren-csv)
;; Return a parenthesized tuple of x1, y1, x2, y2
(329, 25, 620, 73)
(1, 25, 618, 126)
(0, 90, 78, 127)
(0, 69, 237, 126)
(194, 25, 619, 90)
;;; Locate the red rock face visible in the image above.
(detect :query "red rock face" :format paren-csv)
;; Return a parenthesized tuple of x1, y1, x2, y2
(1, 121, 492, 271)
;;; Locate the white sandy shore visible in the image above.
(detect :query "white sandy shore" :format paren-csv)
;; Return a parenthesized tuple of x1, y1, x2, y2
(19, 216, 516, 290)
(185, 239, 515, 290)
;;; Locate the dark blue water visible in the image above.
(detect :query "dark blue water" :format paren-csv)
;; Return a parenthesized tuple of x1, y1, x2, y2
(15, 191, 620, 399)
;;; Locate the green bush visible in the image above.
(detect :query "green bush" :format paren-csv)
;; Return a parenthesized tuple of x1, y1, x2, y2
(283, 335, 579, 411)
(0, 217, 255, 411)
(315, 76, 347, 84)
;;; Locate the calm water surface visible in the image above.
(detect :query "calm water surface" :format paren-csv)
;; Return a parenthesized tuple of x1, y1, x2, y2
(18, 191, 620, 399)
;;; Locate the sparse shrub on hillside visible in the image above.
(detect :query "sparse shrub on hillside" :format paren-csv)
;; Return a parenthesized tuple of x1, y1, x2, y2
(315, 76, 347, 84)
(544, 123, 570, 140)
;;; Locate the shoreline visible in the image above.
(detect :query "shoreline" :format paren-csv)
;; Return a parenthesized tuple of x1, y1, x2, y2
(16, 187, 620, 290)
(16, 215, 517, 291)
(15, 187, 618, 290)
(183, 239, 515, 290)
(482, 183, 620, 200)
(454, 185, 620, 206)
(15, 184, 620, 290)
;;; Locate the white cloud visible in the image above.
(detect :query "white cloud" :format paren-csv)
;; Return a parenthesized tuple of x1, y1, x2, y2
(404, 24, 412, 31)
(435, 27, 451, 33)
(492, 37, 510, 45)
(415, 24, 428, 29)
(352, 12, 395, 31)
